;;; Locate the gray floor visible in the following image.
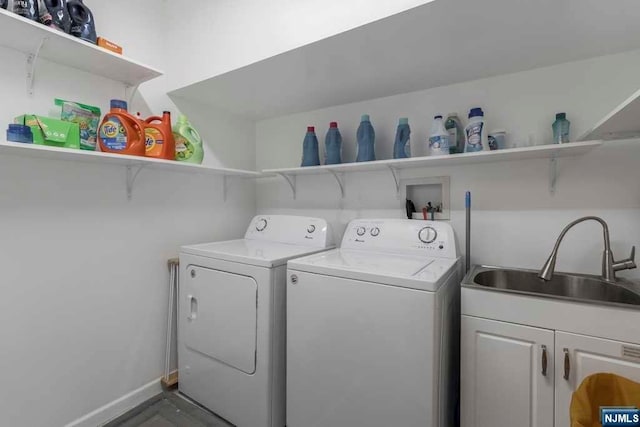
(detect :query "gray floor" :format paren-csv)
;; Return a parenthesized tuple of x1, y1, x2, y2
(104, 392, 233, 427)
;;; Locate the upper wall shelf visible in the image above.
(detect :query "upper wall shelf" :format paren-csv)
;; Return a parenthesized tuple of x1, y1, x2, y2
(262, 141, 602, 198)
(169, 0, 640, 120)
(579, 87, 640, 141)
(0, 141, 260, 200)
(0, 9, 163, 87)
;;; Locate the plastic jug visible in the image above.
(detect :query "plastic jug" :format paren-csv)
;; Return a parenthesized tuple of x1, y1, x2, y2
(429, 115, 451, 156)
(67, 0, 96, 43)
(464, 107, 488, 153)
(393, 117, 411, 159)
(41, 0, 71, 32)
(98, 100, 145, 156)
(301, 126, 320, 167)
(324, 122, 342, 165)
(13, 0, 39, 20)
(445, 113, 465, 154)
(173, 115, 204, 164)
(144, 111, 176, 160)
(552, 112, 570, 144)
(356, 114, 376, 162)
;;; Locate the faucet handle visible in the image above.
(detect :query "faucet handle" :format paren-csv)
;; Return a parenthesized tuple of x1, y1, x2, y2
(614, 246, 637, 272)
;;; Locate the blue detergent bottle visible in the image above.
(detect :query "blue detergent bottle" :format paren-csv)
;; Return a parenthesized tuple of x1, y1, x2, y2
(356, 114, 376, 162)
(552, 112, 570, 144)
(301, 126, 320, 167)
(325, 122, 342, 165)
(393, 118, 411, 159)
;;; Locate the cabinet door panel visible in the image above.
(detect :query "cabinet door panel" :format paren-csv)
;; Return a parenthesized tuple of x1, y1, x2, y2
(461, 316, 554, 427)
(555, 332, 640, 426)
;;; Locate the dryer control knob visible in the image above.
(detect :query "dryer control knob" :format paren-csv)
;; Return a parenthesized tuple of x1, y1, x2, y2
(256, 218, 268, 231)
(356, 226, 366, 236)
(419, 226, 438, 244)
(307, 225, 316, 234)
(371, 227, 380, 237)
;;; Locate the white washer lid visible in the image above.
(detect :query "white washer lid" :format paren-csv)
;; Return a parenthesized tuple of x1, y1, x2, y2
(181, 239, 335, 268)
(288, 248, 460, 292)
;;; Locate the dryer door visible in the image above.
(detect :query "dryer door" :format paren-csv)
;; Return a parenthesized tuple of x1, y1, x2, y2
(184, 265, 258, 374)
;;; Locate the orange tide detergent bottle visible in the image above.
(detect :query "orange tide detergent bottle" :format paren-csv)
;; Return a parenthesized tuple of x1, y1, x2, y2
(144, 111, 176, 160)
(98, 100, 145, 156)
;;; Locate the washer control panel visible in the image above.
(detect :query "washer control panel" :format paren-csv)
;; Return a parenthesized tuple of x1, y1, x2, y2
(245, 215, 334, 248)
(342, 219, 457, 259)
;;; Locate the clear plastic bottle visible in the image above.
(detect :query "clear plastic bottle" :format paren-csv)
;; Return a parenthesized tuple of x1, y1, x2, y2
(393, 118, 411, 159)
(552, 113, 570, 144)
(301, 126, 320, 167)
(356, 114, 376, 162)
(445, 113, 464, 154)
(325, 122, 342, 165)
(464, 107, 488, 153)
(428, 115, 451, 156)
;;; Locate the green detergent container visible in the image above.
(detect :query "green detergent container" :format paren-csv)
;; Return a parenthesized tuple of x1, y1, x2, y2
(173, 115, 204, 164)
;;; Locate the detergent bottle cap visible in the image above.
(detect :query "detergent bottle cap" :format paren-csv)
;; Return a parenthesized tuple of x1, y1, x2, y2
(307, 126, 315, 133)
(468, 107, 484, 118)
(177, 114, 189, 124)
(399, 118, 409, 125)
(329, 122, 338, 128)
(111, 99, 128, 110)
(434, 115, 443, 120)
(556, 112, 567, 120)
(361, 114, 370, 122)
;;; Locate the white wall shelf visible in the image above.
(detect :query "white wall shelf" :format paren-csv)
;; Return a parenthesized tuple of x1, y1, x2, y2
(0, 9, 163, 90)
(579, 87, 640, 141)
(262, 141, 602, 198)
(0, 141, 261, 200)
(169, 0, 640, 120)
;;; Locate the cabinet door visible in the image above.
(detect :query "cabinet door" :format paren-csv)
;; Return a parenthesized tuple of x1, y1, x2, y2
(461, 316, 555, 427)
(555, 332, 640, 426)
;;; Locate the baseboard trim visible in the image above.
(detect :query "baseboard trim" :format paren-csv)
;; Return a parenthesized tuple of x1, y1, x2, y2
(65, 377, 163, 427)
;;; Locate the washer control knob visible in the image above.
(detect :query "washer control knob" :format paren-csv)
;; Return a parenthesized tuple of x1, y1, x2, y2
(307, 225, 316, 234)
(356, 227, 366, 236)
(256, 218, 268, 232)
(419, 227, 438, 244)
(370, 227, 380, 237)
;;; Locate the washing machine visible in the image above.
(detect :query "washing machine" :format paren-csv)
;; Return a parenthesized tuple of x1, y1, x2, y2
(286, 218, 461, 427)
(178, 215, 334, 427)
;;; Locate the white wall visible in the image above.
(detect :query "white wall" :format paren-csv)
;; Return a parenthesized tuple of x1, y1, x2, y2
(163, 0, 435, 90)
(0, 2, 256, 426)
(256, 50, 640, 279)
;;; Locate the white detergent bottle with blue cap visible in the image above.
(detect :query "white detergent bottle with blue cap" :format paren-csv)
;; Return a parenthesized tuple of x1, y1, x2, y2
(464, 107, 488, 152)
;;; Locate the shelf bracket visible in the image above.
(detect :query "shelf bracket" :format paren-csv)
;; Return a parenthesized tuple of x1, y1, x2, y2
(276, 173, 296, 199)
(26, 37, 47, 97)
(388, 166, 401, 194)
(126, 164, 145, 201)
(549, 156, 558, 195)
(327, 169, 345, 198)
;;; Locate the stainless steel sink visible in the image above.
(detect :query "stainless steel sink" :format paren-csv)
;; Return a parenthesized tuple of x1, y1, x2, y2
(464, 266, 640, 308)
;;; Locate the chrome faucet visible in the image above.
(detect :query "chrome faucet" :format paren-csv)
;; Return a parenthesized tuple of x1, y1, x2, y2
(539, 216, 636, 283)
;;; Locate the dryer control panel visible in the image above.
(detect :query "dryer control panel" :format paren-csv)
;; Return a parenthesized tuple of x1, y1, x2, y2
(245, 215, 334, 248)
(341, 219, 457, 259)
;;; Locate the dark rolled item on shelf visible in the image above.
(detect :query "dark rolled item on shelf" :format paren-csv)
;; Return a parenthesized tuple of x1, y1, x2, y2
(67, 0, 96, 43)
(41, 0, 71, 32)
(13, 0, 40, 21)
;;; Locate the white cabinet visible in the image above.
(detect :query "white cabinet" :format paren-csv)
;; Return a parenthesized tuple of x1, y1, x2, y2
(461, 316, 555, 427)
(554, 332, 640, 426)
(462, 316, 640, 427)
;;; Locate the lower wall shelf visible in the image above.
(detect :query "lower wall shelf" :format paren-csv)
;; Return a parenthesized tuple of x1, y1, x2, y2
(261, 141, 603, 198)
(0, 141, 262, 200)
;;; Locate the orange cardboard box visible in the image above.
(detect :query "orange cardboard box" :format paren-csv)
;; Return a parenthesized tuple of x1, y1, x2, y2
(97, 37, 123, 55)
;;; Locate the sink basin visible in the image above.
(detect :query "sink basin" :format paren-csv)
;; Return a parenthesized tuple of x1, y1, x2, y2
(464, 266, 640, 308)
